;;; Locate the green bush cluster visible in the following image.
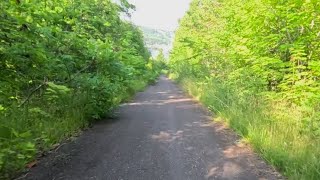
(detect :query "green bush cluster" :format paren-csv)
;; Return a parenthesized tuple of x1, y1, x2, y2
(0, 0, 162, 178)
(169, 0, 320, 179)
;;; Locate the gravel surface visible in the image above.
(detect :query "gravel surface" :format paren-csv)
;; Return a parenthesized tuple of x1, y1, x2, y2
(22, 76, 282, 180)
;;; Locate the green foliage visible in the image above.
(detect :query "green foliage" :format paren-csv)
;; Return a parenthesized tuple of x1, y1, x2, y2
(170, 0, 320, 179)
(156, 50, 166, 62)
(0, 0, 162, 178)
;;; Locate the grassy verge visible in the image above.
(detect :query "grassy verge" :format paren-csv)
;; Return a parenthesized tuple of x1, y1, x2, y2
(0, 75, 159, 179)
(172, 75, 320, 179)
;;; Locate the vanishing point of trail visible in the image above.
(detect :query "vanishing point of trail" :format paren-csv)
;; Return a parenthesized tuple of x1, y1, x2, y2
(24, 76, 281, 180)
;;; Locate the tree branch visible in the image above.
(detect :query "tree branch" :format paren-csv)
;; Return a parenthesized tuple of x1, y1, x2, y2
(19, 81, 48, 107)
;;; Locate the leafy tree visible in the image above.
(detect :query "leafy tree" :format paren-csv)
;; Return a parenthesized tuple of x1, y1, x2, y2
(156, 49, 166, 62)
(0, 0, 162, 178)
(169, 0, 320, 179)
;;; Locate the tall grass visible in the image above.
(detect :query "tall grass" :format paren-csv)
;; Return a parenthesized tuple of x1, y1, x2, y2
(177, 76, 320, 179)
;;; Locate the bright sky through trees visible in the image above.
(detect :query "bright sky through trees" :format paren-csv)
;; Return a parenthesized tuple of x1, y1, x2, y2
(128, 0, 191, 31)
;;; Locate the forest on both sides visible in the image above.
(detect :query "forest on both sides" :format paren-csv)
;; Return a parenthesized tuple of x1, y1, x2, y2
(169, 0, 320, 179)
(0, 0, 164, 179)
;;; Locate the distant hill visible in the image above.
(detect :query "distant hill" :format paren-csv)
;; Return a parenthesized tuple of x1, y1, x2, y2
(139, 26, 174, 58)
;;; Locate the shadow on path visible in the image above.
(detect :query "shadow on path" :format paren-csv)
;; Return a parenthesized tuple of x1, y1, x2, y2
(22, 76, 281, 180)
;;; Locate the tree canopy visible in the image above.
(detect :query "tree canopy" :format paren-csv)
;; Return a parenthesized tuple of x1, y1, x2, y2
(0, 0, 161, 178)
(169, 0, 320, 179)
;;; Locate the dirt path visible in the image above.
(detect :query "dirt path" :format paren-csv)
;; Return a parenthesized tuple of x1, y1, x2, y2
(23, 76, 281, 180)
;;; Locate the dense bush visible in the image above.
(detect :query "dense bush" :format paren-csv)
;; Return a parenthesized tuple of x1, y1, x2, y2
(0, 0, 161, 178)
(169, 0, 320, 179)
